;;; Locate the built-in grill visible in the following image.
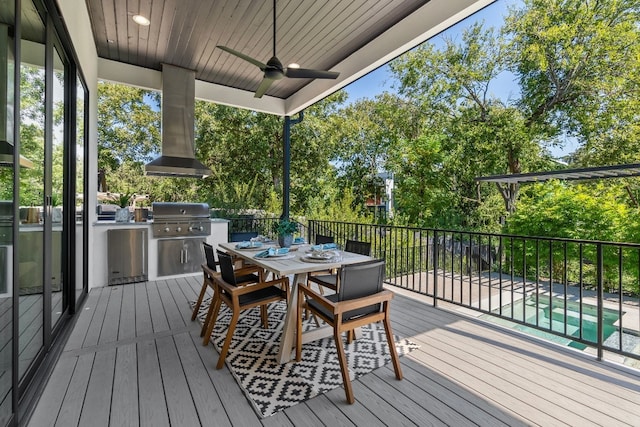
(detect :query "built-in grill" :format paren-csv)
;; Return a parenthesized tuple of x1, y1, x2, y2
(151, 202, 211, 238)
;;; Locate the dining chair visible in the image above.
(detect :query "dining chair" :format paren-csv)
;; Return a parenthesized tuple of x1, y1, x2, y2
(205, 250, 289, 369)
(229, 231, 259, 242)
(191, 242, 220, 321)
(315, 234, 334, 245)
(308, 239, 372, 293)
(296, 259, 402, 404)
(198, 248, 264, 344)
(307, 234, 336, 283)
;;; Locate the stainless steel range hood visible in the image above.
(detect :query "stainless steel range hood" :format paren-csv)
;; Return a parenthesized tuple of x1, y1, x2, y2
(145, 64, 211, 178)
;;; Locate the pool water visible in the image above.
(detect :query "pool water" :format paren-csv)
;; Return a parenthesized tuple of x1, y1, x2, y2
(482, 296, 621, 350)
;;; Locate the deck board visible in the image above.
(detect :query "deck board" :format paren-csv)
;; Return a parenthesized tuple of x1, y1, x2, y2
(156, 334, 201, 426)
(117, 283, 136, 341)
(81, 288, 109, 348)
(110, 343, 139, 427)
(27, 278, 640, 427)
(172, 332, 233, 427)
(53, 352, 94, 427)
(98, 286, 122, 344)
(134, 281, 153, 336)
(156, 279, 185, 330)
(146, 281, 170, 333)
(137, 339, 170, 427)
(77, 348, 116, 426)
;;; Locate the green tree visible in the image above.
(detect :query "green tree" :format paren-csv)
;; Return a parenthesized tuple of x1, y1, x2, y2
(390, 22, 546, 226)
(506, 0, 640, 163)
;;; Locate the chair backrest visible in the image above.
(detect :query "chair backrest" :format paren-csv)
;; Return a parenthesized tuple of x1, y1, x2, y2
(203, 242, 217, 271)
(230, 231, 258, 242)
(345, 240, 371, 256)
(216, 250, 238, 286)
(338, 259, 385, 309)
(315, 234, 334, 245)
(338, 259, 385, 300)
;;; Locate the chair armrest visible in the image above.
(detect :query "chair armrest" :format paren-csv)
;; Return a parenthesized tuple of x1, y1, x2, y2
(235, 265, 262, 275)
(201, 264, 219, 278)
(333, 290, 394, 315)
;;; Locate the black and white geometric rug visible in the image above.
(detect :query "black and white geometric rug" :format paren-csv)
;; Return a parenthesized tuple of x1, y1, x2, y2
(191, 298, 419, 417)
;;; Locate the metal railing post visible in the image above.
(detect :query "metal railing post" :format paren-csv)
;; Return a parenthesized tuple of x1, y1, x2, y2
(433, 230, 439, 307)
(596, 243, 604, 361)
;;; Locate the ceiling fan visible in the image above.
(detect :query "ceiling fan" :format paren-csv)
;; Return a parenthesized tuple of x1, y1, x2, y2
(217, 0, 340, 98)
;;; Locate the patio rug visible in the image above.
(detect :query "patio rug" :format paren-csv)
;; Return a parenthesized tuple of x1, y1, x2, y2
(190, 297, 419, 417)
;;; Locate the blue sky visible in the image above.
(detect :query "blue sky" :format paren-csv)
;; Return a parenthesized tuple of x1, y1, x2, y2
(342, 0, 577, 158)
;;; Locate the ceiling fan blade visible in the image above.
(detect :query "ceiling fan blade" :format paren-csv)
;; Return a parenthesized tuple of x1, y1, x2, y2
(254, 77, 276, 98)
(285, 68, 340, 79)
(217, 46, 266, 69)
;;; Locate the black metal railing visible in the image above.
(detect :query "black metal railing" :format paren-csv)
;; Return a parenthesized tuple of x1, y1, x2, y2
(225, 216, 308, 242)
(307, 219, 640, 362)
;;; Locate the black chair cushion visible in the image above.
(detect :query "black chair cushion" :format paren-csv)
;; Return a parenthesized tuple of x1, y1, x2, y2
(238, 286, 286, 306)
(307, 293, 381, 322)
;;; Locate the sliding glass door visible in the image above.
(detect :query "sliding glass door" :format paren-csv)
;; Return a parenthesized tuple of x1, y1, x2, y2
(0, 0, 86, 423)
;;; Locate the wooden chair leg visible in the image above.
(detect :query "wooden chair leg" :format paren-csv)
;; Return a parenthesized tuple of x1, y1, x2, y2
(200, 297, 214, 337)
(260, 304, 268, 328)
(192, 282, 208, 321)
(200, 290, 217, 337)
(334, 326, 355, 404)
(296, 290, 304, 361)
(202, 296, 222, 346)
(383, 307, 403, 380)
(216, 310, 239, 369)
(346, 329, 355, 344)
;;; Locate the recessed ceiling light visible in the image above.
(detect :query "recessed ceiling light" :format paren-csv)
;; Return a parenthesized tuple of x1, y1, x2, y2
(132, 14, 150, 26)
(287, 63, 300, 69)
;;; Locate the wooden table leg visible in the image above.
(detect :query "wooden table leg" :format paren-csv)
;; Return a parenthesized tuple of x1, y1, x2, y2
(276, 272, 305, 364)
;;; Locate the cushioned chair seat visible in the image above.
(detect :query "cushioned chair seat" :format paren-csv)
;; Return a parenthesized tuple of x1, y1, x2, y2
(306, 293, 380, 321)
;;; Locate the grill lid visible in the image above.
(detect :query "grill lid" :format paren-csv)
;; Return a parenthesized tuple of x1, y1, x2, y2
(152, 202, 210, 219)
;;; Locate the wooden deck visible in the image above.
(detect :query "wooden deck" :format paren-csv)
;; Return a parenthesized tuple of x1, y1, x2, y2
(26, 275, 640, 426)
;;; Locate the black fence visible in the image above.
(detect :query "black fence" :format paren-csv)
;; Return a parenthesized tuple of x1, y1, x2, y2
(306, 220, 640, 362)
(226, 216, 308, 243)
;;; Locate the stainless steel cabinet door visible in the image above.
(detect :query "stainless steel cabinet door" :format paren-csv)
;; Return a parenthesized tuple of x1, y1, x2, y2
(108, 228, 148, 284)
(182, 238, 205, 274)
(157, 239, 184, 277)
(157, 238, 204, 276)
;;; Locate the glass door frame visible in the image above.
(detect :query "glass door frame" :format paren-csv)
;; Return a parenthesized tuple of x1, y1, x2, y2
(12, 0, 88, 419)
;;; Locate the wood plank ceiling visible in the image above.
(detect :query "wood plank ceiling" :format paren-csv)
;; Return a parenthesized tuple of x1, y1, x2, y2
(84, 0, 430, 99)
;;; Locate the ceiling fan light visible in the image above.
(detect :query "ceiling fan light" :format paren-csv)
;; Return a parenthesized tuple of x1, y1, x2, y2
(287, 63, 300, 69)
(132, 14, 151, 26)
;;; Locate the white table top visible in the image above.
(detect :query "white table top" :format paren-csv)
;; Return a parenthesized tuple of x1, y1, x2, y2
(218, 242, 373, 277)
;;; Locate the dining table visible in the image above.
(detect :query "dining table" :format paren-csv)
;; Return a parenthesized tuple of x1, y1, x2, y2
(218, 241, 374, 364)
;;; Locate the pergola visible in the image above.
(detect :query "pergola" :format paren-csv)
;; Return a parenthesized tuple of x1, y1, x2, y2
(476, 163, 640, 184)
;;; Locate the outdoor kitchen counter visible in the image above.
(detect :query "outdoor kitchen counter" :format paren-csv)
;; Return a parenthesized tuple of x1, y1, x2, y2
(90, 219, 229, 289)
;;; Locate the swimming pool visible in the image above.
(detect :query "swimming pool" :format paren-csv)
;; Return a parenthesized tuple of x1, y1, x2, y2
(481, 295, 620, 350)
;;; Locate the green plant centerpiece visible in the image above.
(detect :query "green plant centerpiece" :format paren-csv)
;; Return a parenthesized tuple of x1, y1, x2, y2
(272, 218, 297, 248)
(109, 191, 133, 222)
